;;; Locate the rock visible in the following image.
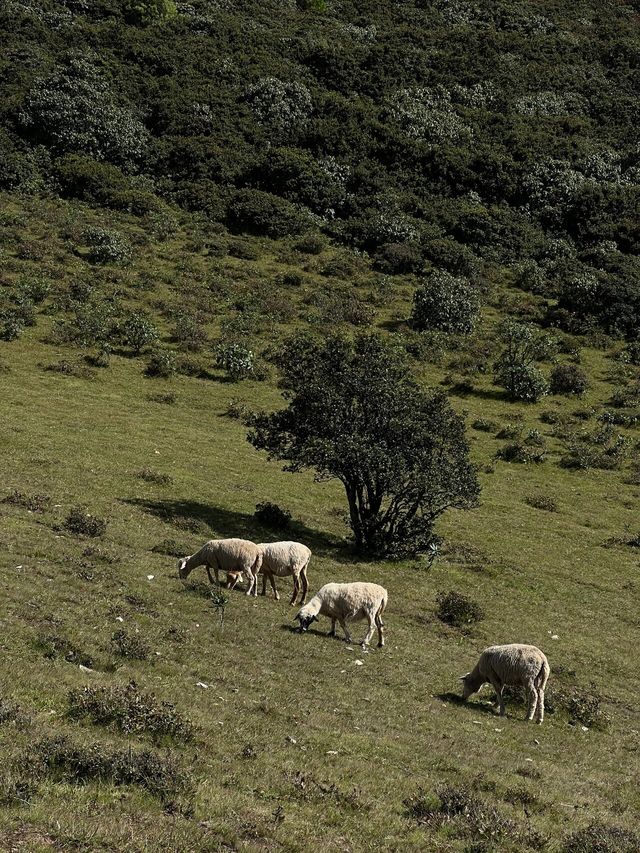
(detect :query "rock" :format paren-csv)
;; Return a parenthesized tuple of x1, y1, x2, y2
(147, 575, 154, 580)
(286, 736, 297, 744)
(354, 660, 364, 666)
(79, 664, 94, 673)
(196, 681, 209, 689)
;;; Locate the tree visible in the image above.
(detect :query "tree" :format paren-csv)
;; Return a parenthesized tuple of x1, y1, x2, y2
(411, 269, 481, 334)
(123, 0, 177, 25)
(493, 321, 550, 402)
(248, 333, 479, 557)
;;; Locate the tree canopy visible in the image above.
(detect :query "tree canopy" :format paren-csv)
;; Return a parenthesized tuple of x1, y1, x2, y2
(249, 333, 480, 556)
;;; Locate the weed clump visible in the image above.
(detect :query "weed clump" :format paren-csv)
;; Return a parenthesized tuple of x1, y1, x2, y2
(68, 682, 194, 742)
(436, 591, 484, 627)
(563, 822, 640, 853)
(404, 784, 516, 841)
(2, 490, 50, 513)
(550, 364, 589, 396)
(472, 418, 498, 432)
(151, 538, 189, 558)
(37, 633, 94, 668)
(254, 501, 291, 530)
(0, 697, 28, 728)
(524, 494, 558, 512)
(111, 629, 150, 661)
(44, 359, 97, 380)
(496, 442, 546, 464)
(136, 468, 173, 486)
(27, 736, 192, 804)
(64, 506, 107, 537)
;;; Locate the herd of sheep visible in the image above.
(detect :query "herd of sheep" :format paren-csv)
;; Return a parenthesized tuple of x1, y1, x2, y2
(177, 537, 550, 724)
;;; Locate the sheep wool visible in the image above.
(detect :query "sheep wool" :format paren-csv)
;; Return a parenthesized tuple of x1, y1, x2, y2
(258, 541, 311, 605)
(295, 582, 388, 648)
(461, 643, 550, 723)
(177, 538, 262, 596)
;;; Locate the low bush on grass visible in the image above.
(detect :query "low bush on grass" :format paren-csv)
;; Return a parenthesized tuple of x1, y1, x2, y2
(524, 494, 558, 512)
(254, 501, 291, 530)
(563, 822, 640, 853)
(44, 359, 97, 380)
(136, 468, 173, 486)
(64, 506, 107, 537)
(111, 629, 150, 661)
(145, 348, 177, 378)
(151, 538, 189, 558)
(496, 442, 546, 464)
(147, 391, 177, 405)
(436, 591, 484, 627)
(36, 632, 95, 668)
(27, 736, 192, 804)
(550, 364, 589, 396)
(68, 682, 194, 742)
(2, 490, 51, 513)
(404, 784, 516, 841)
(471, 418, 499, 433)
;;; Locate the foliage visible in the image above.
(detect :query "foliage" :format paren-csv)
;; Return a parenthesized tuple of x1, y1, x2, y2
(563, 823, 640, 853)
(493, 321, 550, 402)
(83, 227, 132, 265)
(249, 333, 479, 556)
(145, 348, 177, 378)
(68, 682, 194, 741)
(123, 0, 177, 25)
(550, 364, 589, 396)
(111, 629, 150, 661)
(436, 591, 484, 627)
(254, 501, 291, 530)
(122, 311, 160, 354)
(215, 342, 255, 382)
(411, 270, 481, 334)
(63, 506, 107, 537)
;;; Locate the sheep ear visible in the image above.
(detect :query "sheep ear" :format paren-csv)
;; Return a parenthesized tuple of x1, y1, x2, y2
(459, 673, 470, 681)
(311, 615, 319, 622)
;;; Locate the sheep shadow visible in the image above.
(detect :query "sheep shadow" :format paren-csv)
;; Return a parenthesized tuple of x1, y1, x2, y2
(436, 691, 499, 716)
(124, 498, 350, 561)
(279, 623, 346, 642)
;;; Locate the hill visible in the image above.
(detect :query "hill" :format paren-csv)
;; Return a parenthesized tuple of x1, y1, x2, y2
(1, 1, 640, 851)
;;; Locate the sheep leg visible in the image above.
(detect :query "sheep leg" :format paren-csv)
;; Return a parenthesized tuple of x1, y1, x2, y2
(362, 615, 376, 648)
(289, 575, 299, 606)
(299, 567, 309, 604)
(245, 569, 256, 596)
(328, 617, 337, 638)
(206, 564, 215, 585)
(525, 681, 538, 721)
(227, 573, 239, 591)
(268, 573, 279, 600)
(536, 688, 545, 724)
(488, 674, 505, 715)
(261, 572, 268, 596)
(339, 619, 352, 643)
(375, 612, 385, 648)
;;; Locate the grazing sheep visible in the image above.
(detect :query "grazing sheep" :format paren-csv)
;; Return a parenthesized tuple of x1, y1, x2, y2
(177, 538, 262, 596)
(295, 582, 388, 648)
(258, 541, 311, 605)
(460, 644, 550, 723)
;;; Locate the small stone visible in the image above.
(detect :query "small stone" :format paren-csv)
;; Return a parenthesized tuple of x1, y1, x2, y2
(581, 725, 589, 732)
(551, 634, 559, 640)
(494, 728, 503, 732)
(525, 758, 534, 763)
(79, 664, 94, 673)
(534, 738, 540, 745)
(286, 736, 297, 744)
(354, 660, 364, 666)
(326, 750, 338, 755)
(472, 720, 482, 725)
(196, 681, 209, 689)
(115, 616, 124, 622)
(147, 575, 154, 581)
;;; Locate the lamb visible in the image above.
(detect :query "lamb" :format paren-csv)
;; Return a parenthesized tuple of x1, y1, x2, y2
(177, 538, 262, 596)
(460, 644, 550, 723)
(295, 582, 388, 648)
(258, 541, 311, 605)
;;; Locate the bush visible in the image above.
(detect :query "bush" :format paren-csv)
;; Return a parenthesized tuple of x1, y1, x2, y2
(137, 468, 173, 486)
(227, 238, 260, 260)
(68, 682, 194, 742)
(64, 507, 107, 537)
(374, 242, 423, 275)
(563, 823, 640, 853)
(471, 419, 498, 433)
(123, 0, 177, 25)
(254, 501, 291, 530)
(524, 494, 558, 512)
(227, 189, 313, 238)
(215, 342, 255, 381)
(436, 591, 484, 627)
(83, 227, 132, 265)
(145, 348, 177, 378)
(111, 630, 150, 661)
(28, 736, 191, 804)
(496, 442, 546, 464)
(295, 233, 326, 255)
(550, 364, 589, 396)
(122, 311, 159, 354)
(493, 322, 550, 402)
(411, 270, 481, 334)
(37, 633, 94, 668)
(2, 489, 51, 513)
(151, 539, 189, 557)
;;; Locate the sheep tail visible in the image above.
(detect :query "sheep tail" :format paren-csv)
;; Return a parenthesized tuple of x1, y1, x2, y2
(536, 658, 550, 690)
(251, 552, 263, 575)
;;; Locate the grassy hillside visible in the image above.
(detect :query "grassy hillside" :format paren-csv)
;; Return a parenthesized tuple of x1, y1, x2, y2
(1, 0, 640, 849)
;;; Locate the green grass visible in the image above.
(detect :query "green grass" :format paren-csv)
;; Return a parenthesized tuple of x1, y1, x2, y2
(1, 197, 639, 851)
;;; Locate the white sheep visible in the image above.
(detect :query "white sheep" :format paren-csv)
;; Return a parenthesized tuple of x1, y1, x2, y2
(258, 541, 311, 605)
(460, 644, 550, 723)
(177, 538, 262, 596)
(295, 582, 388, 648)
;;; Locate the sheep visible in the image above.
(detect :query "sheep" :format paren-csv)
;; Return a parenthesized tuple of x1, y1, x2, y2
(177, 538, 262, 596)
(460, 644, 550, 723)
(258, 541, 311, 605)
(295, 582, 388, 648)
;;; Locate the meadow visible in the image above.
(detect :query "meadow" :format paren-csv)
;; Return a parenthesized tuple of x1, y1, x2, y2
(1, 194, 639, 851)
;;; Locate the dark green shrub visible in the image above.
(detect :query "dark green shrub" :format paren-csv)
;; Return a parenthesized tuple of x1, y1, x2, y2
(550, 365, 589, 396)
(436, 591, 484, 627)
(295, 233, 326, 255)
(496, 442, 546, 464)
(374, 242, 422, 275)
(37, 633, 94, 668)
(227, 189, 312, 238)
(147, 392, 176, 405)
(111, 630, 149, 661)
(227, 238, 260, 260)
(83, 227, 132, 265)
(411, 270, 481, 334)
(145, 349, 177, 378)
(123, 0, 177, 25)
(137, 468, 173, 486)
(493, 321, 550, 402)
(64, 506, 107, 537)
(563, 822, 640, 853)
(471, 419, 498, 433)
(68, 682, 194, 741)
(28, 736, 191, 804)
(524, 494, 558, 512)
(215, 342, 255, 381)
(254, 501, 291, 530)
(121, 311, 159, 353)
(44, 359, 97, 380)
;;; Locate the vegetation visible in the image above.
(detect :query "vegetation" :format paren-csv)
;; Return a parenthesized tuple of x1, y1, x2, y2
(1, 0, 640, 847)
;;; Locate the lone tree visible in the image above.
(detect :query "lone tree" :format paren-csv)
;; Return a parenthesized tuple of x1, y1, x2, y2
(249, 333, 480, 557)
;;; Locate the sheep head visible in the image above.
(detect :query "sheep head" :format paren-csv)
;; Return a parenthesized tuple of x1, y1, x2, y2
(294, 609, 318, 633)
(177, 556, 191, 580)
(460, 672, 481, 700)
